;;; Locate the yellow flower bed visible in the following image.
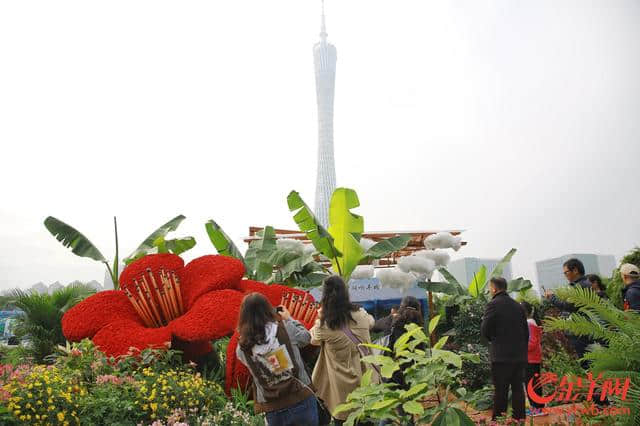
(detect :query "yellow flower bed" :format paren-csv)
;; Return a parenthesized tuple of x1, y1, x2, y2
(134, 367, 224, 420)
(4, 365, 84, 425)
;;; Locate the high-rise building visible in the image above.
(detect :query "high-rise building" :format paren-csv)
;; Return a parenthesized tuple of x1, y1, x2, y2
(313, 0, 337, 228)
(446, 257, 513, 287)
(536, 253, 617, 290)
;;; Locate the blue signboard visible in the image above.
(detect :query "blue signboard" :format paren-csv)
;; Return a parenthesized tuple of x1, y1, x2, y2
(309, 278, 428, 320)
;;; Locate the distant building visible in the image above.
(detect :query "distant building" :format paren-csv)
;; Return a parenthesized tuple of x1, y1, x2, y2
(535, 253, 617, 290)
(446, 257, 513, 286)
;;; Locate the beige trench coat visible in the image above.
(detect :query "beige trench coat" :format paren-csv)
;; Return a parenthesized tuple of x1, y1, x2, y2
(310, 308, 376, 420)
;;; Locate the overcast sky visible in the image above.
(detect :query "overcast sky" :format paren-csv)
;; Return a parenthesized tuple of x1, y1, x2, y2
(1, 0, 639, 291)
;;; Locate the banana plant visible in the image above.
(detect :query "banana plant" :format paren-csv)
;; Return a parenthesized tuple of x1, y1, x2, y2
(44, 215, 195, 290)
(287, 188, 411, 282)
(419, 248, 531, 301)
(206, 221, 330, 288)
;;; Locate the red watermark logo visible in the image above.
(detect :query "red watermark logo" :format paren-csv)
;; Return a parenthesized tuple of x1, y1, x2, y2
(527, 372, 631, 405)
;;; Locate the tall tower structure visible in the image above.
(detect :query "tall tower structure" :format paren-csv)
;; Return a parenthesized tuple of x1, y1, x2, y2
(313, 0, 337, 228)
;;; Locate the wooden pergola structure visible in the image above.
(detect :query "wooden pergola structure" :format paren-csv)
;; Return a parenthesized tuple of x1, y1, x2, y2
(244, 227, 467, 267)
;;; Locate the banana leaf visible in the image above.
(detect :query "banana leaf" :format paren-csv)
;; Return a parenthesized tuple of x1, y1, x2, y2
(205, 220, 246, 263)
(438, 267, 468, 296)
(255, 261, 274, 282)
(163, 237, 196, 255)
(490, 248, 517, 279)
(287, 191, 340, 261)
(508, 277, 533, 293)
(125, 215, 187, 263)
(468, 265, 487, 298)
(245, 226, 277, 274)
(360, 235, 411, 263)
(44, 216, 106, 262)
(328, 188, 364, 281)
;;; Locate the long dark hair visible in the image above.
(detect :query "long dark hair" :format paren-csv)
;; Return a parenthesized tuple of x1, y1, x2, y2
(238, 293, 278, 351)
(320, 276, 360, 330)
(393, 296, 423, 328)
(586, 274, 606, 292)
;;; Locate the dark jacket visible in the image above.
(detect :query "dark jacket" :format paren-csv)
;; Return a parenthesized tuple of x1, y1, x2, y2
(480, 292, 529, 363)
(549, 275, 592, 313)
(371, 314, 395, 334)
(387, 316, 425, 389)
(623, 281, 640, 311)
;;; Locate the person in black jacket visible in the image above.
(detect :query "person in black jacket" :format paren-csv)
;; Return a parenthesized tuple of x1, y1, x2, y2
(481, 277, 529, 421)
(544, 258, 592, 367)
(371, 305, 399, 334)
(381, 297, 423, 426)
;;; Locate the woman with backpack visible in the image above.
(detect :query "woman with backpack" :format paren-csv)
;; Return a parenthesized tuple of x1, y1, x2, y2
(236, 292, 318, 426)
(310, 276, 376, 426)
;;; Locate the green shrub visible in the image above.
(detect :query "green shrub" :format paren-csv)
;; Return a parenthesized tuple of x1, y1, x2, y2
(335, 318, 479, 425)
(10, 284, 94, 363)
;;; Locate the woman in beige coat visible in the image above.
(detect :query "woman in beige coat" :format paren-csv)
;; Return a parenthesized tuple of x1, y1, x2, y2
(310, 276, 375, 425)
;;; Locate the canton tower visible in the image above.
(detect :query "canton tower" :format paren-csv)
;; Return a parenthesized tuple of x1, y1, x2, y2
(313, 0, 337, 228)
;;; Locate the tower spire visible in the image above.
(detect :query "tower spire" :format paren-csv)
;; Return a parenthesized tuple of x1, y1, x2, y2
(320, 0, 327, 40)
(313, 0, 337, 228)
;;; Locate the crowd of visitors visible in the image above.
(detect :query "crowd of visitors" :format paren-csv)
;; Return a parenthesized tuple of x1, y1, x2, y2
(234, 257, 640, 426)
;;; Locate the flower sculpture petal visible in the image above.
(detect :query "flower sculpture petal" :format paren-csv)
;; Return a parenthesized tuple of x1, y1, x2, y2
(170, 290, 244, 342)
(62, 253, 245, 358)
(92, 320, 172, 356)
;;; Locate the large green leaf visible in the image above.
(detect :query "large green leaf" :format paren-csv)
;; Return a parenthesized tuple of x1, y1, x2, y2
(468, 265, 487, 298)
(402, 401, 424, 415)
(361, 235, 411, 263)
(417, 281, 458, 295)
(508, 277, 533, 293)
(205, 219, 246, 263)
(428, 315, 441, 334)
(44, 216, 106, 262)
(125, 215, 186, 262)
(432, 408, 460, 426)
(276, 252, 317, 283)
(451, 407, 476, 426)
(438, 268, 468, 296)
(490, 248, 517, 278)
(328, 188, 365, 281)
(245, 226, 277, 274)
(163, 237, 196, 256)
(287, 190, 340, 261)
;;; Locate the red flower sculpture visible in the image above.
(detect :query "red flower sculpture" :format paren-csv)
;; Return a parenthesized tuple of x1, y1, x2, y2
(62, 253, 315, 394)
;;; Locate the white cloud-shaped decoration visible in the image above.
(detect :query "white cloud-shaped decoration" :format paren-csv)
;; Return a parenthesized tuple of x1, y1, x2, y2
(424, 232, 462, 251)
(302, 243, 316, 255)
(359, 238, 377, 251)
(414, 249, 451, 267)
(376, 267, 415, 292)
(351, 265, 375, 280)
(397, 255, 436, 275)
(276, 238, 305, 255)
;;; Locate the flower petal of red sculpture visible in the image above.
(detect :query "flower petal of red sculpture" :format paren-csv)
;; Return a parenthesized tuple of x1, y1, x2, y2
(92, 319, 172, 357)
(170, 289, 243, 342)
(62, 290, 142, 341)
(179, 255, 245, 309)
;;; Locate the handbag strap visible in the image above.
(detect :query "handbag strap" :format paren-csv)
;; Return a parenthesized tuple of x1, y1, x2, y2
(341, 325, 382, 376)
